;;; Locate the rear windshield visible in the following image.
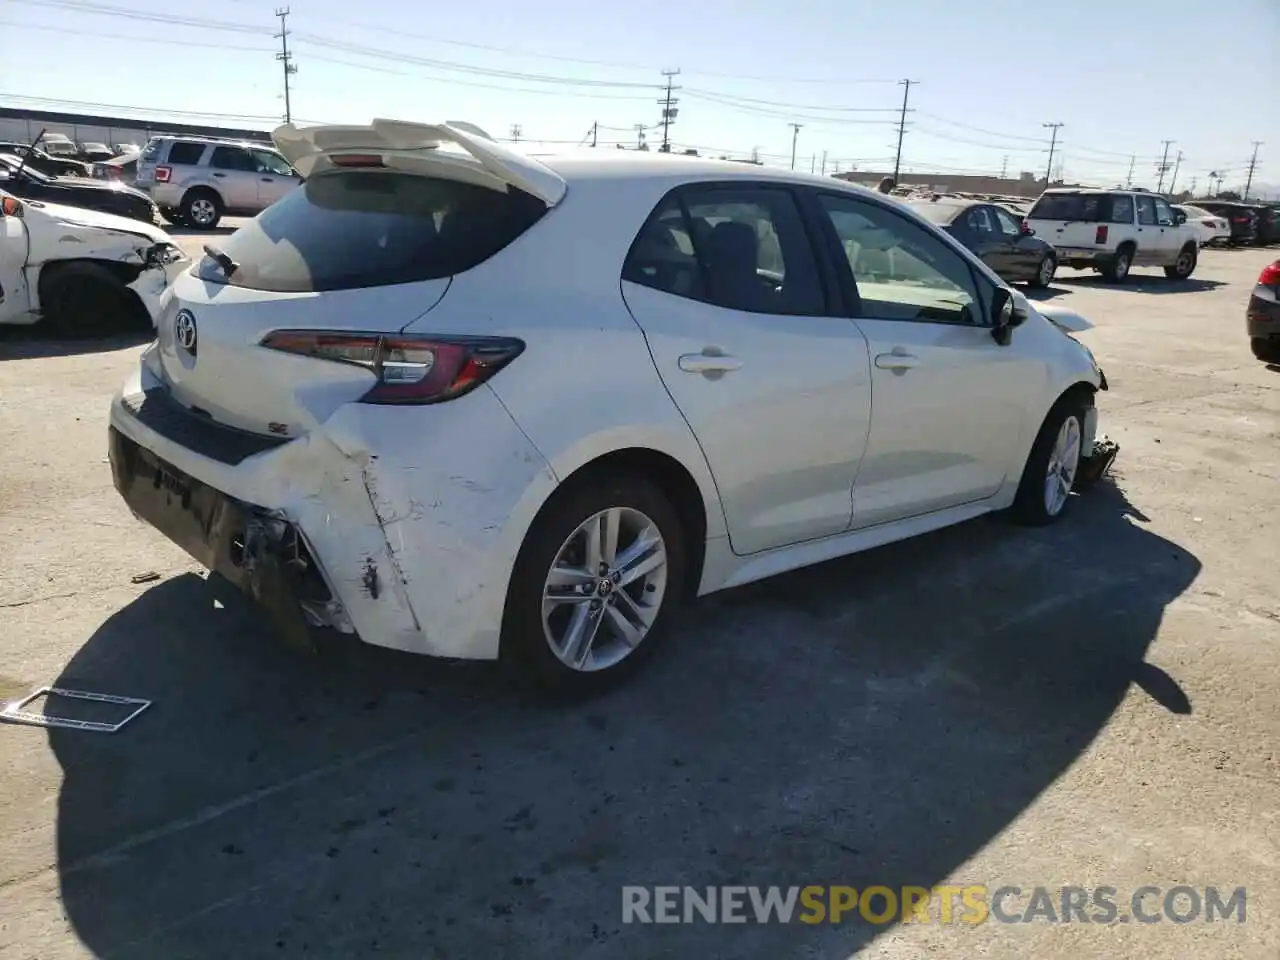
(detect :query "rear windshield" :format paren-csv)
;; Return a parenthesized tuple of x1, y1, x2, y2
(196, 170, 547, 292)
(1029, 192, 1132, 224)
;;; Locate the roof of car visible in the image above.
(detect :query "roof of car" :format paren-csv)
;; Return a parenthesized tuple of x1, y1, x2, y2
(904, 199, 971, 222)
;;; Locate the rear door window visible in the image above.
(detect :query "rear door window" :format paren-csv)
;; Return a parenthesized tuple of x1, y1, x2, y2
(196, 171, 547, 292)
(1108, 194, 1134, 224)
(166, 142, 207, 166)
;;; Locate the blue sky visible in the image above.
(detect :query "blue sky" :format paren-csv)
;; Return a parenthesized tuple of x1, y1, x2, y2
(4, 0, 1278, 192)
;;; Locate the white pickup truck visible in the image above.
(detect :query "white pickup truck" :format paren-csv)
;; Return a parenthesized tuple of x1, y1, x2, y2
(0, 189, 188, 335)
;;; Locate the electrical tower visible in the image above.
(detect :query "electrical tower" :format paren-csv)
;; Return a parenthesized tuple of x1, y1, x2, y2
(1154, 140, 1174, 192)
(1243, 141, 1263, 200)
(1167, 150, 1184, 194)
(1189, 176, 1198, 196)
(788, 123, 803, 170)
(892, 79, 917, 182)
(509, 124, 521, 143)
(658, 69, 680, 153)
(274, 7, 297, 124)
(1042, 122, 1063, 184)
(635, 124, 648, 151)
(1000, 155, 1008, 179)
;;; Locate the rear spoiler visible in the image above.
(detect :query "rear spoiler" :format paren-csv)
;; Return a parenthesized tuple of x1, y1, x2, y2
(271, 119, 567, 207)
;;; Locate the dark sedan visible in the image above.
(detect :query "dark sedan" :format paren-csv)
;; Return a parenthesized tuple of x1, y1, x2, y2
(908, 198, 1059, 287)
(0, 142, 92, 177)
(1190, 200, 1258, 245)
(1248, 259, 1280, 363)
(0, 153, 156, 223)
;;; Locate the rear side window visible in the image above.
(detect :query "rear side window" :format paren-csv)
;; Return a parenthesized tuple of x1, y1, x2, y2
(1029, 193, 1105, 222)
(622, 185, 826, 316)
(166, 142, 206, 165)
(197, 171, 547, 292)
(209, 146, 256, 171)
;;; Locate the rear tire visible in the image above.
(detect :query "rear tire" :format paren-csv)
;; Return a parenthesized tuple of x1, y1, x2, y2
(1251, 337, 1280, 364)
(502, 471, 687, 699)
(1164, 244, 1197, 279)
(41, 262, 148, 338)
(1027, 254, 1056, 288)
(1010, 393, 1090, 527)
(180, 189, 222, 230)
(1099, 246, 1133, 284)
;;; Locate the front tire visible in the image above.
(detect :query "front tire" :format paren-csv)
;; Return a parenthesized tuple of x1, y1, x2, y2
(1164, 244, 1197, 279)
(41, 262, 148, 337)
(1251, 337, 1280, 364)
(502, 472, 687, 697)
(1010, 394, 1089, 526)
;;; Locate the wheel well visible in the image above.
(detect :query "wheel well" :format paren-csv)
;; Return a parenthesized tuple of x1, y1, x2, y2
(1116, 239, 1136, 254)
(183, 186, 222, 205)
(556, 448, 708, 599)
(38, 258, 144, 306)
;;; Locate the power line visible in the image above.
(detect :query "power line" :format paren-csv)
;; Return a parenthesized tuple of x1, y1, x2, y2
(0, 92, 284, 123)
(892, 79, 917, 182)
(10, 0, 271, 34)
(1155, 140, 1174, 193)
(1043, 122, 1063, 183)
(0, 18, 273, 51)
(274, 6, 296, 124)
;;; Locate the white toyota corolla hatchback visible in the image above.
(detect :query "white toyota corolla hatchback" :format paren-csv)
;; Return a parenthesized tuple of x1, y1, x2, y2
(108, 119, 1112, 694)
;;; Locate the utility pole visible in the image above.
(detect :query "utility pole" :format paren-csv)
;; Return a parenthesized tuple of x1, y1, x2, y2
(1167, 150, 1184, 195)
(789, 123, 802, 170)
(509, 124, 521, 143)
(635, 124, 647, 151)
(274, 7, 297, 124)
(1189, 175, 1198, 197)
(590, 122, 597, 148)
(658, 69, 680, 153)
(821, 149, 828, 175)
(1155, 140, 1174, 192)
(1243, 141, 1263, 200)
(892, 79, 917, 182)
(1125, 154, 1136, 188)
(1042, 122, 1063, 184)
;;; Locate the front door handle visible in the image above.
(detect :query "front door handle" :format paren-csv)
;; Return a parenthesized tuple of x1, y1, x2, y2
(678, 352, 743, 374)
(261, 177, 275, 182)
(211, 172, 226, 178)
(875, 351, 920, 371)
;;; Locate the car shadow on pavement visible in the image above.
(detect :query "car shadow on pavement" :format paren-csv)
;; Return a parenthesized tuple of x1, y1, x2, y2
(1022, 285, 1072, 302)
(45, 476, 1198, 959)
(1055, 276, 1226, 295)
(0, 326, 152, 360)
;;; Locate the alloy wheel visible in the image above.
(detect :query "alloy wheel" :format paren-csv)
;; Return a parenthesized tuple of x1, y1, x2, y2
(190, 199, 216, 226)
(542, 507, 669, 672)
(1043, 415, 1081, 516)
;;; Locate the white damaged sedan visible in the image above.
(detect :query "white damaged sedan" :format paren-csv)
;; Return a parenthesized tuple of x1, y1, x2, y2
(0, 189, 187, 334)
(107, 120, 1114, 695)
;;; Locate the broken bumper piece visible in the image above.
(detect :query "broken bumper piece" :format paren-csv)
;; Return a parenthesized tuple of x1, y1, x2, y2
(1076, 436, 1119, 486)
(108, 426, 345, 652)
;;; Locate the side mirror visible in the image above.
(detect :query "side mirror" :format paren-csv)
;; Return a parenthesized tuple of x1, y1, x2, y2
(1021, 221, 1035, 236)
(991, 287, 1029, 346)
(1175, 211, 1187, 225)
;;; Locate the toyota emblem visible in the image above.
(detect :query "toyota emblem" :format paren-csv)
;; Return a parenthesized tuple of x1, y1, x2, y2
(174, 309, 197, 354)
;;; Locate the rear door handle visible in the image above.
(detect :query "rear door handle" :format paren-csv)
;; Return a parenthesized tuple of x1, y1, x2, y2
(211, 172, 226, 178)
(875, 351, 920, 371)
(678, 352, 743, 374)
(260, 177, 275, 182)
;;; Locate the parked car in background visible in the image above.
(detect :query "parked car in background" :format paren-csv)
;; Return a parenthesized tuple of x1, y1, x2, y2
(1248, 259, 1280, 363)
(909, 197, 1059, 287)
(134, 134, 302, 228)
(0, 188, 187, 334)
(1249, 204, 1279, 245)
(39, 135, 80, 159)
(1190, 200, 1258, 245)
(91, 154, 139, 185)
(1026, 189, 1199, 282)
(0, 142, 91, 177)
(1174, 204, 1231, 247)
(107, 119, 1113, 695)
(0, 153, 157, 223)
(78, 142, 116, 163)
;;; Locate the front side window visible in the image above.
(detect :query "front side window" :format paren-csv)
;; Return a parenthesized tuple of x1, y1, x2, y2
(622, 185, 826, 316)
(1136, 196, 1158, 226)
(965, 207, 996, 237)
(252, 149, 294, 176)
(819, 193, 982, 325)
(1154, 198, 1175, 224)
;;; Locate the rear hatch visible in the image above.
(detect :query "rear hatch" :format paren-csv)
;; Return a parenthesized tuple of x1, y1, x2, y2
(150, 120, 561, 440)
(1027, 192, 1114, 249)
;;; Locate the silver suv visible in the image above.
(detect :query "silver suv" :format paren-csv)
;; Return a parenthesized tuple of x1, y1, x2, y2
(134, 136, 301, 229)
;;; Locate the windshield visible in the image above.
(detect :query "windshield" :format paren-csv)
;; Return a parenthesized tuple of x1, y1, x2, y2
(43, 141, 77, 156)
(197, 170, 546, 292)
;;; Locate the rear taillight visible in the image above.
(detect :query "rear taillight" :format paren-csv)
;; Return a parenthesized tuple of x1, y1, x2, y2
(1259, 262, 1280, 287)
(154, 165, 171, 183)
(260, 331, 525, 404)
(1094, 225, 1108, 244)
(1233, 216, 1249, 223)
